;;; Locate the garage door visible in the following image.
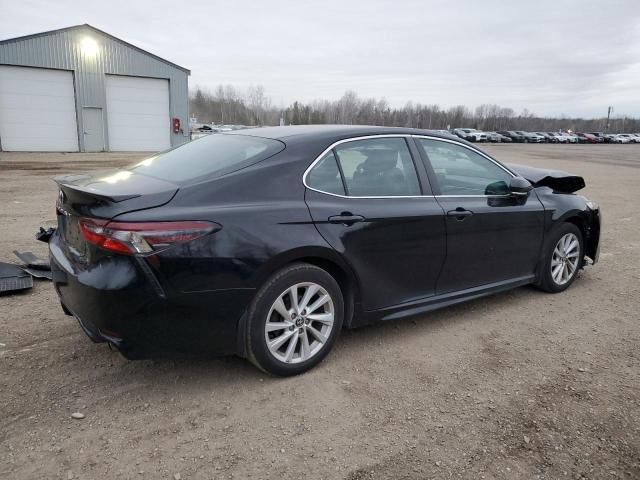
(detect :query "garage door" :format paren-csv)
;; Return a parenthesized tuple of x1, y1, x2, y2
(0, 66, 79, 151)
(105, 75, 171, 151)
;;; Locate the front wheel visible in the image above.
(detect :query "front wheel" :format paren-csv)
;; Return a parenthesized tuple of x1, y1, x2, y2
(246, 263, 344, 376)
(536, 223, 584, 293)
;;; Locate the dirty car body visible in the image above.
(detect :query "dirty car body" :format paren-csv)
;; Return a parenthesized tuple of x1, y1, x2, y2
(49, 126, 601, 360)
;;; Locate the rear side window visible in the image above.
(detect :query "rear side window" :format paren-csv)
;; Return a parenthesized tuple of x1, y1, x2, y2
(306, 151, 345, 195)
(334, 138, 421, 196)
(127, 134, 285, 183)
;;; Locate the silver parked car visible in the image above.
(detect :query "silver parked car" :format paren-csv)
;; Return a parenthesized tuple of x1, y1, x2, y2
(485, 131, 511, 142)
(515, 131, 544, 143)
(453, 128, 487, 142)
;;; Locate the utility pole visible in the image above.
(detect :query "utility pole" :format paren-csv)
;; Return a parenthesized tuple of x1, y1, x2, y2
(606, 106, 613, 132)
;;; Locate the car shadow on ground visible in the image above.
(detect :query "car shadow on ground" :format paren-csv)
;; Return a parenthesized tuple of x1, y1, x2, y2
(78, 279, 575, 394)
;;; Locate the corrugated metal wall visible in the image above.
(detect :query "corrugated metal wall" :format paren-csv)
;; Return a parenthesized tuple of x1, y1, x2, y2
(0, 25, 189, 151)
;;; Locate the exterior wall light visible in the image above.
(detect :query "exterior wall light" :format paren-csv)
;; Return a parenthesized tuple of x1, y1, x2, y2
(80, 37, 99, 56)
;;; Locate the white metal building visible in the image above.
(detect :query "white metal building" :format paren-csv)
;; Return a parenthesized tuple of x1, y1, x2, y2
(0, 24, 190, 152)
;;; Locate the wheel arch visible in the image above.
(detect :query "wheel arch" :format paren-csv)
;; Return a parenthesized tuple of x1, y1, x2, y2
(293, 255, 359, 330)
(557, 210, 599, 262)
(563, 214, 586, 238)
(550, 207, 600, 261)
(568, 212, 600, 262)
(235, 247, 362, 358)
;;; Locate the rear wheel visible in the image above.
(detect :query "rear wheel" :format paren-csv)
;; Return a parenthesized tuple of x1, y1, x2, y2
(246, 263, 343, 376)
(536, 223, 584, 293)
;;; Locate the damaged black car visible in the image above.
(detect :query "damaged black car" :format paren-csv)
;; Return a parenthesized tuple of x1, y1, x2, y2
(50, 126, 601, 376)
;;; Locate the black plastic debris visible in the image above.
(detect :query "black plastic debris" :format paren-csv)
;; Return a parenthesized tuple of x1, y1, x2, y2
(0, 262, 33, 294)
(23, 267, 53, 280)
(36, 226, 56, 243)
(13, 250, 50, 270)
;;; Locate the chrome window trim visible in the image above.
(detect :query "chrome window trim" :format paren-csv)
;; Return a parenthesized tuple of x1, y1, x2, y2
(302, 134, 515, 199)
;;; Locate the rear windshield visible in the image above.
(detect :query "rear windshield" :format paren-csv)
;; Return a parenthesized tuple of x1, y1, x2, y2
(126, 134, 285, 183)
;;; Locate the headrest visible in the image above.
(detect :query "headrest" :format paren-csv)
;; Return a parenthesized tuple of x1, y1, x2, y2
(362, 150, 397, 172)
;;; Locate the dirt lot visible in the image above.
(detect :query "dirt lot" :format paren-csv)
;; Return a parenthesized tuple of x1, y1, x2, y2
(1, 144, 639, 480)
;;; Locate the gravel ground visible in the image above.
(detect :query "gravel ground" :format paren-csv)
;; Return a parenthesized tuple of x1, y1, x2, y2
(1, 144, 639, 479)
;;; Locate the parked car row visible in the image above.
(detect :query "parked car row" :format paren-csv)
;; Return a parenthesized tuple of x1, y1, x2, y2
(451, 128, 640, 144)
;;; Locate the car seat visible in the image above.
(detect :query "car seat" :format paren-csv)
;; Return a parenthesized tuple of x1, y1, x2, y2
(350, 150, 407, 196)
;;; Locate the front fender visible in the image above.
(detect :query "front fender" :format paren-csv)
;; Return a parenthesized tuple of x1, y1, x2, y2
(537, 187, 601, 263)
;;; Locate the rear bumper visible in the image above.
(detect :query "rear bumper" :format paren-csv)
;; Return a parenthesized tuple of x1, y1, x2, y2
(49, 233, 254, 358)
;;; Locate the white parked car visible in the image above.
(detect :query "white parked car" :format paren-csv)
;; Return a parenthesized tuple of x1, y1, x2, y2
(611, 134, 632, 144)
(549, 132, 570, 143)
(561, 132, 579, 143)
(485, 131, 507, 142)
(453, 128, 487, 142)
(432, 129, 456, 137)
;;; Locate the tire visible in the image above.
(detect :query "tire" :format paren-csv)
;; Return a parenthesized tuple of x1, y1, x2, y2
(246, 263, 344, 376)
(536, 223, 584, 293)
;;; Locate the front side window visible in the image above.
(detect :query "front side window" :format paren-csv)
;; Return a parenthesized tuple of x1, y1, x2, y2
(417, 138, 512, 196)
(333, 138, 421, 196)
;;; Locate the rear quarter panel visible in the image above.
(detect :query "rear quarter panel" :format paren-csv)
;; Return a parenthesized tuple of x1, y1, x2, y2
(112, 145, 336, 294)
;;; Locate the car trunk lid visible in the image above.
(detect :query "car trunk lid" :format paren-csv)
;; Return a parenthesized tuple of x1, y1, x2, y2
(55, 169, 179, 256)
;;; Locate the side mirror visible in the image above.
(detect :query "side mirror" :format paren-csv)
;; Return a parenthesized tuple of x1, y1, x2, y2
(509, 177, 533, 196)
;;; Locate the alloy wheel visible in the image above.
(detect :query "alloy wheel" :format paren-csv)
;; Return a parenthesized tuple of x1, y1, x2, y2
(551, 233, 580, 285)
(264, 282, 334, 364)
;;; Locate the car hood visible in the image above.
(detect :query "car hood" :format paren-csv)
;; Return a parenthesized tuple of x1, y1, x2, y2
(507, 163, 585, 193)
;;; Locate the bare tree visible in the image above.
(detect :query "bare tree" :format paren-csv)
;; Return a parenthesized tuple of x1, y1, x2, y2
(190, 84, 640, 132)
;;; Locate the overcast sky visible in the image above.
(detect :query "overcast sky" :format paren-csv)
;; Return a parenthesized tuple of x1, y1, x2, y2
(2, 0, 639, 117)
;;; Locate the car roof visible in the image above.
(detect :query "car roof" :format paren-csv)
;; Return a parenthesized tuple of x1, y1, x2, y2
(224, 124, 461, 144)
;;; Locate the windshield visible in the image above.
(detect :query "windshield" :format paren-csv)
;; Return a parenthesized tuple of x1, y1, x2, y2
(127, 134, 285, 184)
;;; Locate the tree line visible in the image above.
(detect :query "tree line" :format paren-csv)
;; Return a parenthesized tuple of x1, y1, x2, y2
(190, 85, 640, 133)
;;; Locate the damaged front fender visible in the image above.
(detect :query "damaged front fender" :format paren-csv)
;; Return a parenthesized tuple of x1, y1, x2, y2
(507, 163, 585, 193)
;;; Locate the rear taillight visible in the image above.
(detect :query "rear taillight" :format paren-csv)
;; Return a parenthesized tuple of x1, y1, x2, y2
(79, 219, 219, 255)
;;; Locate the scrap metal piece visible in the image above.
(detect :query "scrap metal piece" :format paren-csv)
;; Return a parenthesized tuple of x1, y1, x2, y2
(13, 250, 50, 270)
(0, 262, 33, 294)
(36, 227, 56, 243)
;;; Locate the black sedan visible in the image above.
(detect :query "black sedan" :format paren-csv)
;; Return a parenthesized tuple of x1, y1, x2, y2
(497, 130, 526, 143)
(50, 126, 601, 376)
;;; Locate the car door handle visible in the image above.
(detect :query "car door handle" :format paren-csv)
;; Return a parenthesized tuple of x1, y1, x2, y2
(328, 213, 365, 226)
(447, 208, 473, 220)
